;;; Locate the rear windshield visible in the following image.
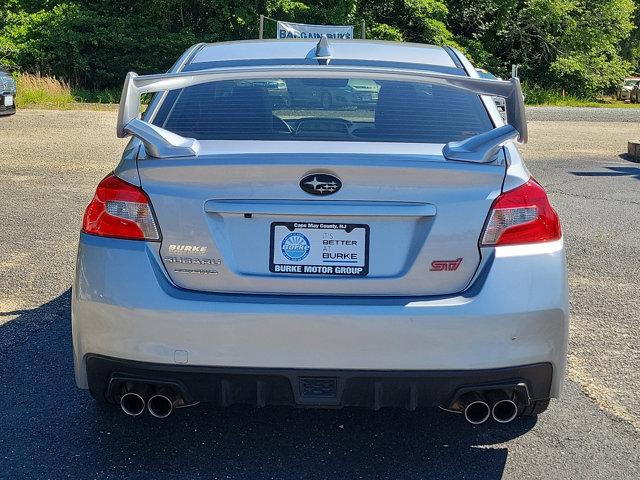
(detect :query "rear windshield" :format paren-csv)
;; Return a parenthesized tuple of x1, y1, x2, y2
(152, 77, 493, 143)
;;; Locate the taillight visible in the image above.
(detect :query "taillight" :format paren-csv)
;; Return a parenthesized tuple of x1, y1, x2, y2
(481, 179, 561, 246)
(82, 174, 160, 241)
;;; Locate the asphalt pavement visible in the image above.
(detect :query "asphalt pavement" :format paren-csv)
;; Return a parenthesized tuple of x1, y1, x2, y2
(0, 108, 638, 479)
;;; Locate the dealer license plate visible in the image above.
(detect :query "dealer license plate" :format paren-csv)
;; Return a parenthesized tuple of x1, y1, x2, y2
(270, 222, 369, 276)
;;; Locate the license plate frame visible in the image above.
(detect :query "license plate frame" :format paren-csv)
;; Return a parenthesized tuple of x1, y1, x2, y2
(270, 222, 369, 276)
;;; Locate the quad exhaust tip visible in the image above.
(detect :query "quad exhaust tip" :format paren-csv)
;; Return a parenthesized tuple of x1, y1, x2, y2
(464, 400, 491, 425)
(459, 392, 491, 425)
(491, 398, 518, 423)
(147, 392, 176, 419)
(485, 389, 519, 423)
(120, 392, 145, 416)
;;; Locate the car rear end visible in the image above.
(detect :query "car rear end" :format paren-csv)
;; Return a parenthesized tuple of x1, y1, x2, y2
(0, 71, 16, 116)
(619, 78, 640, 101)
(341, 79, 379, 106)
(73, 40, 568, 422)
(621, 88, 631, 101)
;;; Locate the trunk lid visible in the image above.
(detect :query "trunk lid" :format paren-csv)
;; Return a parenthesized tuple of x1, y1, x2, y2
(139, 148, 504, 296)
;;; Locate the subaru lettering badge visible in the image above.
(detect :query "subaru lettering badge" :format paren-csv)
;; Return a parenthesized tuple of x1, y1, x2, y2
(300, 173, 341, 196)
(281, 232, 311, 261)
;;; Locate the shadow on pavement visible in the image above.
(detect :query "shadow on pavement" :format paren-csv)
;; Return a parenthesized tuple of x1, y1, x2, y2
(572, 164, 640, 180)
(0, 290, 537, 479)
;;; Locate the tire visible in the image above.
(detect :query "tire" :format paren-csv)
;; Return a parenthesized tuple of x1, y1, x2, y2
(521, 399, 550, 416)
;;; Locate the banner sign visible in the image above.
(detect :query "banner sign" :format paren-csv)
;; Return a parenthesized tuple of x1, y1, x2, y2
(276, 21, 354, 40)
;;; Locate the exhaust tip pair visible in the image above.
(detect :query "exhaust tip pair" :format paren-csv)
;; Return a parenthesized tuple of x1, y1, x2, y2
(119, 384, 179, 418)
(458, 391, 518, 425)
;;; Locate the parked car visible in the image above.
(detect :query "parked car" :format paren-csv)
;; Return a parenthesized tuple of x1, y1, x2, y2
(617, 78, 640, 102)
(0, 68, 16, 116)
(236, 78, 289, 107)
(629, 81, 640, 103)
(288, 78, 380, 108)
(476, 68, 507, 112)
(73, 39, 568, 424)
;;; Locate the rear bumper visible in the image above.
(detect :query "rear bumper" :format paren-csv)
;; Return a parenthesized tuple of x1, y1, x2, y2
(0, 92, 15, 115)
(86, 355, 553, 409)
(73, 234, 569, 399)
(0, 105, 15, 115)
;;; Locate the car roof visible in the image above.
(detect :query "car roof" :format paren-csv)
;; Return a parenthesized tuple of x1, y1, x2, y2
(189, 40, 460, 71)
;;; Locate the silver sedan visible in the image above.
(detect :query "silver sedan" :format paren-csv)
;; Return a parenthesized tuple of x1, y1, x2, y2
(72, 39, 568, 424)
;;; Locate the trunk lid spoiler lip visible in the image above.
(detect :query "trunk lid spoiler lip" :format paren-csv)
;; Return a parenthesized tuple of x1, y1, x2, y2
(117, 65, 527, 160)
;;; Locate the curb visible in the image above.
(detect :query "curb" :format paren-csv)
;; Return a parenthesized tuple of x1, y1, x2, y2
(627, 141, 640, 162)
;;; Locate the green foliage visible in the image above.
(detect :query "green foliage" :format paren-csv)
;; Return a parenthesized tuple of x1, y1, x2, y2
(357, 0, 453, 45)
(448, 0, 636, 96)
(368, 23, 404, 41)
(0, 0, 637, 98)
(547, 0, 635, 95)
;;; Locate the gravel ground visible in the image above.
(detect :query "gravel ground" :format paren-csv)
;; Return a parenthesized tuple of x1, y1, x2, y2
(0, 107, 639, 479)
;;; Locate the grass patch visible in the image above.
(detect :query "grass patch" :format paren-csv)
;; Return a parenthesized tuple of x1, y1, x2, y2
(72, 87, 121, 104)
(530, 98, 640, 108)
(523, 84, 640, 108)
(14, 73, 119, 110)
(16, 73, 75, 109)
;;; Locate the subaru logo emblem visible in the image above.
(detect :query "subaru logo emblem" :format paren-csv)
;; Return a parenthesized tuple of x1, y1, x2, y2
(300, 173, 341, 196)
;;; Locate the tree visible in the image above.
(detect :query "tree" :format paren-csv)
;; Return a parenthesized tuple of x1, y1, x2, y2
(447, 0, 635, 95)
(0, 0, 637, 95)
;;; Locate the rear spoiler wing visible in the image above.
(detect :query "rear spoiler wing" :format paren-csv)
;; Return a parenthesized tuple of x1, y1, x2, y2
(117, 65, 527, 161)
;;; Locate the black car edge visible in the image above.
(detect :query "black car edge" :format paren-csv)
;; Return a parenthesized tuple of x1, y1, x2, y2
(0, 70, 17, 116)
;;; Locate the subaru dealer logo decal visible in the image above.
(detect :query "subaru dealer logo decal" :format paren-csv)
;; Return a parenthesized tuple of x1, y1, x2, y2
(300, 173, 341, 196)
(281, 232, 311, 261)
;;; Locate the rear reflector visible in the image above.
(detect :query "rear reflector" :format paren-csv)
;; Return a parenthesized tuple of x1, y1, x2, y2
(481, 179, 561, 246)
(82, 174, 160, 241)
